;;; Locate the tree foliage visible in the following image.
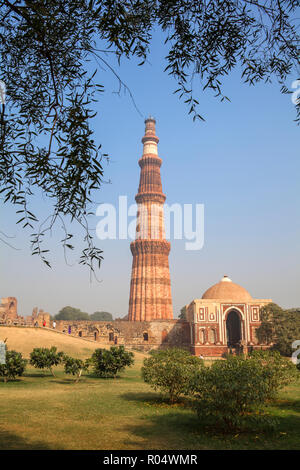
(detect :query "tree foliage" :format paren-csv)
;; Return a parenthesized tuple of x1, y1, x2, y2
(89, 345, 134, 377)
(256, 303, 300, 356)
(0, 349, 27, 382)
(141, 347, 203, 403)
(0, 1, 299, 269)
(29, 346, 64, 376)
(178, 306, 187, 320)
(55, 306, 90, 321)
(54, 306, 113, 321)
(63, 354, 90, 383)
(90, 311, 113, 321)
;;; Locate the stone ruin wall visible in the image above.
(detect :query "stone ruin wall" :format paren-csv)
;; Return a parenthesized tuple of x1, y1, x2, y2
(0, 296, 190, 352)
(0, 298, 50, 327)
(0, 297, 18, 320)
(55, 319, 191, 352)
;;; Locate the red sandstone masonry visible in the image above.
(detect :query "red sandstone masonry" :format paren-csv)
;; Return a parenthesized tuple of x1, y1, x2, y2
(55, 319, 190, 351)
(128, 118, 173, 321)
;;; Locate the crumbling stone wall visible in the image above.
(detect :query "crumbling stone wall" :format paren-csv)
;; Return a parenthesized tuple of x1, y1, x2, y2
(0, 297, 18, 320)
(55, 319, 191, 351)
(0, 298, 50, 327)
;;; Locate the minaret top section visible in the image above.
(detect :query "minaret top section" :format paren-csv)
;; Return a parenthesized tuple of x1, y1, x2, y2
(145, 115, 156, 122)
(142, 116, 159, 146)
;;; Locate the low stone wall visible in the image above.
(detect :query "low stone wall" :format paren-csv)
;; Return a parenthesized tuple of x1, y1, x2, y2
(0, 312, 51, 328)
(55, 319, 191, 352)
(192, 344, 271, 358)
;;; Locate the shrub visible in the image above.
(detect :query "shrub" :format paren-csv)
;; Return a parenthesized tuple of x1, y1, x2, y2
(192, 352, 298, 432)
(90, 346, 134, 378)
(141, 347, 203, 403)
(0, 350, 27, 382)
(30, 347, 64, 377)
(63, 355, 89, 383)
(248, 349, 298, 399)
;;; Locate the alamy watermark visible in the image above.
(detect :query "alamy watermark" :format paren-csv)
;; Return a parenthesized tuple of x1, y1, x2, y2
(291, 80, 300, 106)
(0, 341, 6, 365)
(0, 80, 6, 105)
(291, 340, 300, 365)
(95, 196, 204, 251)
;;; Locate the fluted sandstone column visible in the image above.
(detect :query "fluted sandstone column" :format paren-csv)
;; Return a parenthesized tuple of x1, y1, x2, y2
(128, 117, 173, 321)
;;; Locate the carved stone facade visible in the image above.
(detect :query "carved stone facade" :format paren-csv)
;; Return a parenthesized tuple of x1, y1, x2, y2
(186, 276, 272, 357)
(128, 117, 173, 321)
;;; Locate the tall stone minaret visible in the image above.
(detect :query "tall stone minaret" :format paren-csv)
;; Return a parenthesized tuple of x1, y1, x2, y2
(128, 117, 173, 321)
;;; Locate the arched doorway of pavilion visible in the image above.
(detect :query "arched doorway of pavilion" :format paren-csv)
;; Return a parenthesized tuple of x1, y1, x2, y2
(226, 310, 242, 347)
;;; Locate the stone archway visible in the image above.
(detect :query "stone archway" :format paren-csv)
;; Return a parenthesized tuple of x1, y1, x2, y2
(93, 328, 99, 341)
(226, 310, 242, 347)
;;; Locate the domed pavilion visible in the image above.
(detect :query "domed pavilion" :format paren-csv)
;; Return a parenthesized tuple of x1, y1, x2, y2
(186, 276, 272, 358)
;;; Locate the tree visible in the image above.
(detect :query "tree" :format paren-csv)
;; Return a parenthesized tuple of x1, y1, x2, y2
(141, 347, 203, 403)
(178, 306, 187, 320)
(55, 306, 90, 321)
(0, 350, 27, 382)
(29, 346, 64, 376)
(1, 1, 299, 270)
(89, 345, 134, 378)
(90, 311, 113, 321)
(256, 303, 300, 356)
(63, 355, 90, 383)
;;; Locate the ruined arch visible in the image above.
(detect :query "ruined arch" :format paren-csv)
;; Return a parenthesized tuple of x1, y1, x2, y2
(143, 332, 149, 341)
(93, 328, 100, 341)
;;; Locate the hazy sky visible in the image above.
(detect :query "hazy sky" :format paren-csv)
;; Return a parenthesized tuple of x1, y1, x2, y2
(1, 31, 299, 318)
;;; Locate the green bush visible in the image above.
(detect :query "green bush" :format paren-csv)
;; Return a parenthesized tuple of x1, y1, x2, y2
(90, 346, 134, 378)
(141, 347, 203, 403)
(0, 350, 27, 382)
(248, 349, 298, 399)
(30, 347, 64, 377)
(192, 352, 298, 432)
(63, 355, 89, 383)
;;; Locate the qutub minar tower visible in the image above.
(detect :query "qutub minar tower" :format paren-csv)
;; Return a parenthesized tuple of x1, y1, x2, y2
(128, 117, 173, 321)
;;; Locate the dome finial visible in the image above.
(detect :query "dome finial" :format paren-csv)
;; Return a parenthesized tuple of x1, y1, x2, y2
(221, 275, 232, 283)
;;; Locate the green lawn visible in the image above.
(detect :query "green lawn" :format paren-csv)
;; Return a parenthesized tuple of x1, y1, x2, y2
(1, 354, 300, 450)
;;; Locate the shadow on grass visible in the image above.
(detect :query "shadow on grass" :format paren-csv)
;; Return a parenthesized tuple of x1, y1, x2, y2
(0, 429, 53, 450)
(120, 410, 300, 450)
(24, 372, 51, 378)
(120, 394, 300, 449)
(51, 378, 90, 385)
(0, 378, 23, 384)
(121, 391, 196, 408)
(121, 391, 169, 404)
(119, 410, 206, 450)
(274, 397, 300, 413)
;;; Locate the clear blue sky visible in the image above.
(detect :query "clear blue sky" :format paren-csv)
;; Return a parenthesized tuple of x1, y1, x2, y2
(1, 30, 299, 317)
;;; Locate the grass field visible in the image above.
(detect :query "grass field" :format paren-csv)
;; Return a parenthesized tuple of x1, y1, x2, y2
(1, 327, 300, 450)
(0, 326, 108, 358)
